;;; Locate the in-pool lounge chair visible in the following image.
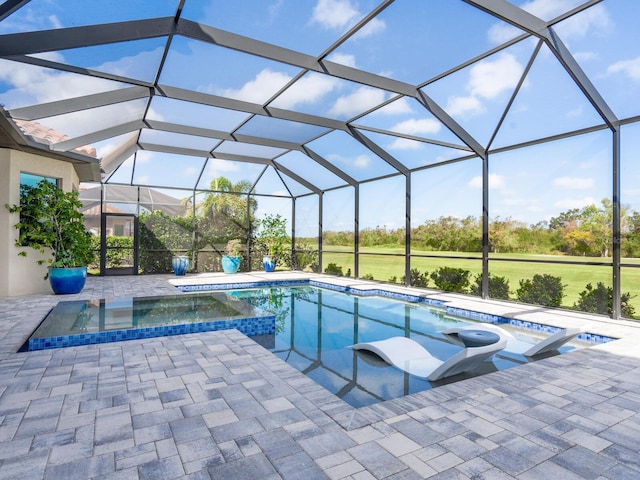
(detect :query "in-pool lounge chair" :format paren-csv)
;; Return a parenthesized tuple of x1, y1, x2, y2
(350, 335, 507, 382)
(441, 323, 587, 357)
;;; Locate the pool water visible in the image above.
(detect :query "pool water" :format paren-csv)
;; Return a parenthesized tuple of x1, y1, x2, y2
(228, 286, 593, 408)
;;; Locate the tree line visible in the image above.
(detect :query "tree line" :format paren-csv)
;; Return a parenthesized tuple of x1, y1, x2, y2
(324, 198, 640, 258)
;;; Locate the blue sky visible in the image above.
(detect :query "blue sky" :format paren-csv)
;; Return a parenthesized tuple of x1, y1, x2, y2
(0, 0, 639, 234)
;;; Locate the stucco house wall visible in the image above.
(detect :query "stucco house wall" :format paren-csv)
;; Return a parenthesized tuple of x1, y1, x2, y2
(0, 148, 79, 297)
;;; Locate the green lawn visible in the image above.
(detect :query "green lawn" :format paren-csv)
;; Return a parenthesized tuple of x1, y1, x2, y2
(321, 247, 640, 316)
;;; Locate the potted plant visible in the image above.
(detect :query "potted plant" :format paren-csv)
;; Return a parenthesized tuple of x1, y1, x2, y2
(221, 239, 243, 274)
(5, 180, 95, 294)
(255, 214, 289, 272)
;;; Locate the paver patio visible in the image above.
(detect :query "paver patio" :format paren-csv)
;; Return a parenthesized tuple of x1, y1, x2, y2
(1, 272, 640, 479)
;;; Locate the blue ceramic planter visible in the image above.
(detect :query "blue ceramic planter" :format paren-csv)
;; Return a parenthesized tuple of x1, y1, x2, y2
(49, 266, 87, 294)
(221, 255, 241, 274)
(263, 255, 276, 272)
(172, 256, 189, 276)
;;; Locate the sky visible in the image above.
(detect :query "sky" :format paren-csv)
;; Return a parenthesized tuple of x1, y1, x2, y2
(0, 0, 639, 234)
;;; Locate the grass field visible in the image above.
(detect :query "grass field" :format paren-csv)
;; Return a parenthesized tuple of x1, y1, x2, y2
(320, 246, 640, 317)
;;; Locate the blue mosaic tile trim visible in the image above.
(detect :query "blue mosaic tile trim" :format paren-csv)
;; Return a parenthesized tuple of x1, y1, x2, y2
(308, 281, 446, 307)
(179, 279, 310, 292)
(28, 314, 276, 352)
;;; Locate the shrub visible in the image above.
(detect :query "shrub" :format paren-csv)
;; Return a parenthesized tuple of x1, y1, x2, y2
(361, 273, 374, 280)
(573, 282, 636, 318)
(430, 267, 471, 293)
(516, 274, 565, 307)
(292, 241, 318, 271)
(401, 268, 429, 287)
(470, 273, 510, 300)
(324, 263, 344, 276)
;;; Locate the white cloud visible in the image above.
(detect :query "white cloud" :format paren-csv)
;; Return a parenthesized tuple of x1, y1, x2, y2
(446, 95, 484, 117)
(446, 53, 523, 118)
(218, 69, 293, 103)
(206, 159, 240, 177)
(311, 0, 385, 38)
(329, 86, 387, 117)
(327, 152, 370, 168)
(0, 56, 115, 108)
(468, 173, 506, 190)
(388, 138, 422, 151)
(373, 97, 414, 115)
(311, 0, 359, 30)
(328, 52, 357, 68)
(607, 57, 640, 81)
(354, 154, 370, 168)
(551, 4, 612, 39)
(391, 118, 441, 136)
(353, 17, 386, 39)
(183, 167, 198, 177)
(271, 72, 339, 109)
(566, 106, 583, 118)
(487, 2, 611, 44)
(554, 196, 596, 210)
(135, 151, 153, 164)
(574, 51, 598, 63)
(468, 53, 524, 99)
(522, 0, 583, 21)
(48, 15, 63, 29)
(487, 23, 521, 45)
(553, 176, 594, 189)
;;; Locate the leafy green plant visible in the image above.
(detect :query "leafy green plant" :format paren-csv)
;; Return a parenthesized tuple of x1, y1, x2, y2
(324, 263, 344, 276)
(516, 274, 565, 307)
(573, 282, 636, 318)
(139, 210, 192, 273)
(255, 213, 289, 262)
(401, 268, 429, 287)
(430, 266, 470, 292)
(470, 273, 510, 300)
(5, 180, 95, 277)
(225, 239, 243, 257)
(361, 273, 374, 280)
(292, 241, 318, 271)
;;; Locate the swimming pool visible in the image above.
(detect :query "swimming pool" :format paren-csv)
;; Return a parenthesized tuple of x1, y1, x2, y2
(225, 285, 605, 407)
(24, 281, 613, 408)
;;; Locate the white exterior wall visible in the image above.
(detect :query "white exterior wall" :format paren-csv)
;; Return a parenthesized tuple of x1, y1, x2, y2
(0, 149, 79, 297)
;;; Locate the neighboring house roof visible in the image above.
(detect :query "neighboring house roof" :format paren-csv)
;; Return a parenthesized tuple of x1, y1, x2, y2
(14, 119, 97, 158)
(81, 204, 128, 216)
(79, 185, 188, 217)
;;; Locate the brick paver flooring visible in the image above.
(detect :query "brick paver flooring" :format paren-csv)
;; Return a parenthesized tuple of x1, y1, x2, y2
(1, 273, 640, 479)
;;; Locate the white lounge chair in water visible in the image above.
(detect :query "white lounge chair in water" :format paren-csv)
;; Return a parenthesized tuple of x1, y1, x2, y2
(441, 323, 587, 357)
(350, 336, 507, 382)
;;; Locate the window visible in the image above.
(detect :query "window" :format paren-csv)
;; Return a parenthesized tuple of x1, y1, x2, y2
(20, 172, 59, 189)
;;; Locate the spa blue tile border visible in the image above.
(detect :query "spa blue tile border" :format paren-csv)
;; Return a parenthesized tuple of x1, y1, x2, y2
(28, 314, 276, 352)
(178, 280, 617, 346)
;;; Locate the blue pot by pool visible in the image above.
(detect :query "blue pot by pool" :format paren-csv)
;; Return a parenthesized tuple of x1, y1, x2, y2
(263, 255, 276, 272)
(172, 256, 189, 276)
(49, 266, 87, 294)
(221, 255, 241, 274)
